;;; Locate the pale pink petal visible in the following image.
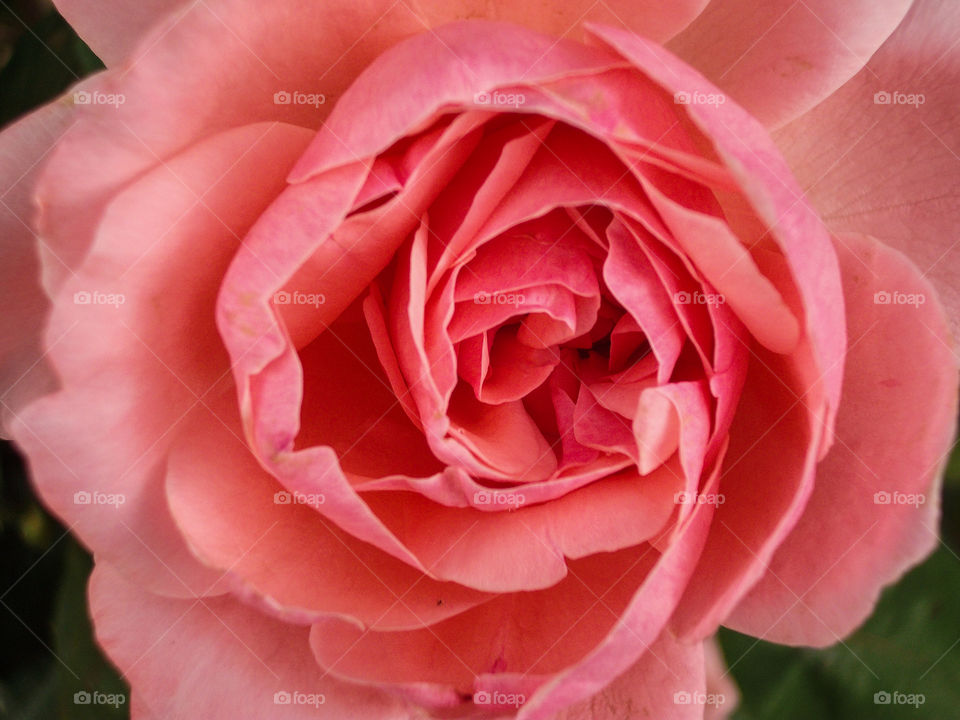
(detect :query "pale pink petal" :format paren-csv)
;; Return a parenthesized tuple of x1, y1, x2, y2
(413, 0, 710, 45)
(166, 395, 491, 630)
(516, 459, 723, 720)
(309, 547, 657, 707)
(89, 563, 411, 719)
(704, 638, 739, 720)
(725, 233, 957, 645)
(36, 0, 446, 294)
(11, 122, 309, 598)
(362, 462, 681, 592)
(553, 632, 707, 720)
(773, 0, 960, 338)
(53, 0, 185, 65)
(668, 0, 913, 128)
(0, 100, 73, 435)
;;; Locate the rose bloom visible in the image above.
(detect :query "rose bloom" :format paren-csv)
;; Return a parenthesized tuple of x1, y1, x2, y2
(2, 1, 958, 718)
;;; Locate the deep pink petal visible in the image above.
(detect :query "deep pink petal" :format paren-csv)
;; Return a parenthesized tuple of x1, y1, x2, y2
(603, 221, 686, 384)
(587, 24, 846, 441)
(670, 341, 824, 640)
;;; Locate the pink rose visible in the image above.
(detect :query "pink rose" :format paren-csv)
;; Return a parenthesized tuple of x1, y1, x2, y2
(2, 1, 958, 718)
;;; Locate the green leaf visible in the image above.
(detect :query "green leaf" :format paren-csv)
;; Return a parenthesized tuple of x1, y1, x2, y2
(721, 542, 960, 719)
(0, 7, 103, 127)
(50, 541, 129, 719)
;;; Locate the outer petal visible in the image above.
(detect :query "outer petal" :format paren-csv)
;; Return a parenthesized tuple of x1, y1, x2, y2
(35, 0, 439, 296)
(53, 0, 186, 65)
(88, 563, 412, 719)
(57, 0, 708, 71)
(773, 0, 960, 337)
(413, 0, 710, 44)
(0, 100, 74, 435)
(724, 233, 957, 645)
(668, 0, 912, 128)
(37, 0, 705, 299)
(11, 122, 310, 598)
(550, 633, 707, 720)
(703, 638, 739, 720)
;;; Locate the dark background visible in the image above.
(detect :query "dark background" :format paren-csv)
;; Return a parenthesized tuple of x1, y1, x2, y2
(1, 2, 959, 717)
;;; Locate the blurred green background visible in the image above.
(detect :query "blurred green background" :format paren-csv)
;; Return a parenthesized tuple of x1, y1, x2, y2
(1, 2, 959, 718)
